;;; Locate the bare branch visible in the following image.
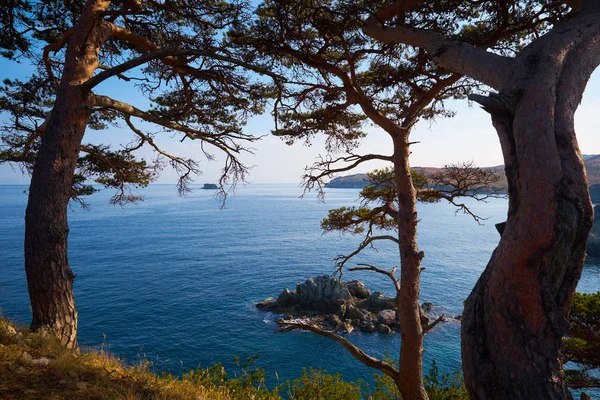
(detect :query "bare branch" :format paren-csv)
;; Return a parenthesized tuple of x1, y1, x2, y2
(302, 153, 392, 195)
(124, 117, 199, 195)
(277, 321, 399, 380)
(334, 235, 399, 274)
(423, 315, 445, 334)
(422, 161, 507, 224)
(349, 263, 400, 292)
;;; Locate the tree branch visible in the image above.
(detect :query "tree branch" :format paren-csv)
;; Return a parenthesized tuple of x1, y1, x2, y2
(42, 27, 74, 86)
(334, 235, 399, 274)
(302, 153, 392, 194)
(349, 263, 400, 292)
(423, 315, 445, 334)
(83, 46, 282, 90)
(363, 5, 512, 90)
(124, 116, 199, 195)
(277, 321, 400, 380)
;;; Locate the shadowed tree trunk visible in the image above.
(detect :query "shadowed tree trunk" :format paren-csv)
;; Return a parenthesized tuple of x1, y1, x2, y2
(364, 1, 600, 398)
(25, 0, 113, 348)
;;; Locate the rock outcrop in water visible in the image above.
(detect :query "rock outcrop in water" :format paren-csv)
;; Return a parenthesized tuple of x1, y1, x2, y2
(257, 275, 439, 334)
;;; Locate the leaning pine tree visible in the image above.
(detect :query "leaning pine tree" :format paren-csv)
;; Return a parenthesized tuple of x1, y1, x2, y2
(235, 0, 539, 398)
(364, 0, 600, 398)
(0, 0, 276, 348)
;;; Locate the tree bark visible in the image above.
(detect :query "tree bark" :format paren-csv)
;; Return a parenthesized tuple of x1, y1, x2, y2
(25, 0, 112, 348)
(462, 7, 600, 399)
(392, 133, 428, 400)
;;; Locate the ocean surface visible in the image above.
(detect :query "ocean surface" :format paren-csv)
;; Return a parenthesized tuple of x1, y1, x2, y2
(1, 184, 599, 393)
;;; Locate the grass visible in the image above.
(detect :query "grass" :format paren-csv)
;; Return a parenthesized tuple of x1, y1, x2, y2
(0, 317, 474, 399)
(0, 318, 257, 399)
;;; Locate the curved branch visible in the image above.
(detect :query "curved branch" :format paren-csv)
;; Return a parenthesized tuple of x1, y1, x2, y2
(334, 235, 399, 273)
(363, 4, 512, 90)
(124, 117, 199, 194)
(302, 153, 392, 194)
(42, 27, 74, 86)
(277, 321, 399, 380)
(83, 46, 282, 90)
(349, 263, 400, 292)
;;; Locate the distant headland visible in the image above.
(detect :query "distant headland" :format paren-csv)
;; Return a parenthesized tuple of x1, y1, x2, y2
(325, 155, 600, 202)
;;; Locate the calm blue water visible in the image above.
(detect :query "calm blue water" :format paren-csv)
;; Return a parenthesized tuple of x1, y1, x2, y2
(1, 184, 599, 391)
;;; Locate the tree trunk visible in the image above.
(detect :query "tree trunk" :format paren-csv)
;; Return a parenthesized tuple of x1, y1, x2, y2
(25, 86, 89, 348)
(462, 8, 600, 399)
(24, 0, 111, 348)
(392, 134, 428, 400)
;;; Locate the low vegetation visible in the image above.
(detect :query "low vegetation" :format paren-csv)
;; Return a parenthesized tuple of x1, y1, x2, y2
(1, 318, 469, 399)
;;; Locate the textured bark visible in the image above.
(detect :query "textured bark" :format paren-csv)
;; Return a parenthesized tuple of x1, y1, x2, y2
(365, 1, 600, 398)
(25, 0, 112, 348)
(461, 6, 600, 399)
(392, 134, 428, 400)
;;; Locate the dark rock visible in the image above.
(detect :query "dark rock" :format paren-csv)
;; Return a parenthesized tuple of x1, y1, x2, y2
(345, 305, 366, 321)
(421, 302, 434, 312)
(255, 299, 275, 309)
(258, 275, 354, 313)
(202, 183, 218, 189)
(581, 392, 591, 400)
(357, 291, 395, 311)
(295, 275, 352, 312)
(454, 315, 463, 321)
(360, 321, 376, 333)
(276, 289, 298, 308)
(377, 324, 392, 334)
(377, 309, 396, 326)
(347, 280, 371, 299)
(336, 304, 347, 319)
(327, 315, 342, 330)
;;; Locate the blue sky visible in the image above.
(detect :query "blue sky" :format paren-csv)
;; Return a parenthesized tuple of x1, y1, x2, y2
(1, 57, 599, 185)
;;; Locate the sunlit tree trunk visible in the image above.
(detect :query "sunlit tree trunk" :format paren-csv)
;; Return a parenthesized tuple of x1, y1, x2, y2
(392, 133, 428, 400)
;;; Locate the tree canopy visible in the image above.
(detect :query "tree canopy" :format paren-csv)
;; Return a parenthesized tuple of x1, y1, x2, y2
(0, 0, 276, 203)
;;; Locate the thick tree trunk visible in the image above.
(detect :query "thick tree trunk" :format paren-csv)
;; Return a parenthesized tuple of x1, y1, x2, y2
(392, 134, 428, 400)
(25, 86, 89, 348)
(462, 8, 600, 399)
(24, 0, 111, 348)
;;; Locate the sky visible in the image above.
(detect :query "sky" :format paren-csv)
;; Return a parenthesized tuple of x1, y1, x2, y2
(1, 58, 599, 185)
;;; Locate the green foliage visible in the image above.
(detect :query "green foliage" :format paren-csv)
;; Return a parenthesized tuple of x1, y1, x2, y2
(423, 361, 469, 400)
(370, 359, 468, 400)
(563, 292, 600, 389)
(280, 368, 363, 400)
(0, 318, 486, 400)
(1, 0, 274, 204)
(570, 292, 600, 325)
(321, 167, 432, 236)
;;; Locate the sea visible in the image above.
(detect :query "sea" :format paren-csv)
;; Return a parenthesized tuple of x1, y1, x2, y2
(1, 184, 599, 395)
